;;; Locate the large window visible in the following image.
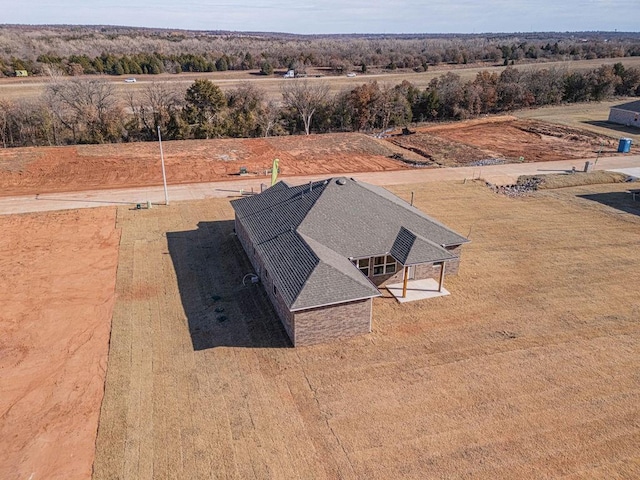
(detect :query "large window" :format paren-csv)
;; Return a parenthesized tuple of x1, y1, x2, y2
(353, 255, 396, 277)
(354, 258, 370, 276)
(373, 255, 396, 276)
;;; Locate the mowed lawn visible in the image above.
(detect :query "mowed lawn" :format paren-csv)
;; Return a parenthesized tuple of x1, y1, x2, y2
(93, 180, 640, 479)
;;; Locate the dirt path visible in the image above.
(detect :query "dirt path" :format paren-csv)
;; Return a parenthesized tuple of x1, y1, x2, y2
(0, 208, 120, 479)
(1, 155, 638, 215)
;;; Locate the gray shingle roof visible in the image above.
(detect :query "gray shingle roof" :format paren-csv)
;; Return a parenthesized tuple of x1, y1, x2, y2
(611, 100, 640, 113)
(390, 227, 457, 266)
(231, 177, 468, 311)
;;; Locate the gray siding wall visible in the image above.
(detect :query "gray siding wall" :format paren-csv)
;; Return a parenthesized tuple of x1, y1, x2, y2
(609, 108, 640, 127)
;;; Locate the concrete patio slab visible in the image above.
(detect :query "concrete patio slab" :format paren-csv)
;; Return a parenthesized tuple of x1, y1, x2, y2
(609, 167, 640, 180)
(386, 278, 450, 303)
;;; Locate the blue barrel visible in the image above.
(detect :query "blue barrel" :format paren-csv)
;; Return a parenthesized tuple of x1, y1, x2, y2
(618, 138, 632, 153)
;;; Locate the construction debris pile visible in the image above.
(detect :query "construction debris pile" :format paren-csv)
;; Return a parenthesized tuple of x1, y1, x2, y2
(468, 158, 506, 167)
(486, 176, 544, 197)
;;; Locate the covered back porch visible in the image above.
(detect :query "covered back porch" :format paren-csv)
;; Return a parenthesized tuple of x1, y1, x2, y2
(385, 261, 450, 303)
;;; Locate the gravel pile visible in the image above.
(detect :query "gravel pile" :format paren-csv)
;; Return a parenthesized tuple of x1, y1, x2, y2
(468, 158, 506, 166)
(486, 176, 543, 197)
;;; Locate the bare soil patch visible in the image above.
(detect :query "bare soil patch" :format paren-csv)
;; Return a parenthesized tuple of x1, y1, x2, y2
(93, 180, 640, 479)
(0, 117, 628, 198)
(0, 207, 120, 480)
(0, 133, 409, 197)
(388, 116, 620, 166)
(515, 99, 640, 145)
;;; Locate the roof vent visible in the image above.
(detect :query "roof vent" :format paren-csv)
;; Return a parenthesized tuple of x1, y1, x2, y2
(336, 178, 347, 185)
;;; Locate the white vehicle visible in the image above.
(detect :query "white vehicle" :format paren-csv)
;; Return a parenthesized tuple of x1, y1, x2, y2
(346, 72, 357, 77)
(124, 77, 137, 83)
(283, 70, 295, 78)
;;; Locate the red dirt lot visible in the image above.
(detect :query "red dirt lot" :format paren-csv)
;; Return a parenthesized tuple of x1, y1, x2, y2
(0, 208, 120, 480)
(0, 133, 411, 197)
(387, 116, 620, 166)
(0, 117, 625, 197)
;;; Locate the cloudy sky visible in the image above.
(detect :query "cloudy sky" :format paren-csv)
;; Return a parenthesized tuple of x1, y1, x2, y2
(3, 0, 639, 33)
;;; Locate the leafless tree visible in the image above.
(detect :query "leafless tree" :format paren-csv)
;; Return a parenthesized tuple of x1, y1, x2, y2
(281, 80, 330, 135)
(44, 78, 122, 143)
(127, 81, 184, 139)
(257, 100, 282, 137)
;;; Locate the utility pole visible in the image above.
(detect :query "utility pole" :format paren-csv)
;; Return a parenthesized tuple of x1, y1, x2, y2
(158, 126, 169, 206)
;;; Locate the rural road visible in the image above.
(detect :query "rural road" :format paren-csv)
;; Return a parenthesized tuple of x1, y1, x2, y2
(1, 154, 638, 215)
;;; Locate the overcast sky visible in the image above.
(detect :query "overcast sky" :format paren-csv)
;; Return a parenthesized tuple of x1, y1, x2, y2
(3, 0, 639, 34)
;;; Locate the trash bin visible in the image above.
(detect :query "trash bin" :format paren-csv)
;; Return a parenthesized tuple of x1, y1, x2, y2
(618, 138, 632, 153)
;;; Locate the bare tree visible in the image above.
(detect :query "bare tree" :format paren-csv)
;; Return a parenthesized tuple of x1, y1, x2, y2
(45, 78, 122, 143)
(281, 80, 329, 135)
(127, 81, 184, 140)
(257, 100, 282, 137)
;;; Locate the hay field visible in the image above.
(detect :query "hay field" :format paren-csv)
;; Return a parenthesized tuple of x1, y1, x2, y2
(93, 180, 640, 479)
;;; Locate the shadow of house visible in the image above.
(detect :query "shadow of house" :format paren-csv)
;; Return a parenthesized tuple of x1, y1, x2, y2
(578, 191, 640, 217)
(583, 121, 640, 141)
(167, 220, 291, 350)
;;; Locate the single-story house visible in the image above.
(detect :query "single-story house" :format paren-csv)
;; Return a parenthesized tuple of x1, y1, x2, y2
(231, 177, 469, 346)
(608, 100, 640, 128)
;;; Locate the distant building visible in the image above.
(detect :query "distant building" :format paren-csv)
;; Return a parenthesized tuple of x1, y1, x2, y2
(608, 100, 640, 128)
(231, 177, 469, 346)
(15, 70, 28, 77)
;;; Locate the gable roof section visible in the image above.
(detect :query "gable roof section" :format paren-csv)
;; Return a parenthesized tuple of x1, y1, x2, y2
(611, 100, 640, 113)
(232, 177, 468, 311)
(390, 227, 457, 266)
(293, 234, 380, 311)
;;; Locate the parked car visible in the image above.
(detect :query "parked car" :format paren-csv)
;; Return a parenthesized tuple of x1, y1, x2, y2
(124, 77, 137, 83)
(346, 72, 357, 77)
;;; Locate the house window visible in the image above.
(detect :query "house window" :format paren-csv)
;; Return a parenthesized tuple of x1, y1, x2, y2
(373, 255, 396, 276)
(352, 258, 370, 277)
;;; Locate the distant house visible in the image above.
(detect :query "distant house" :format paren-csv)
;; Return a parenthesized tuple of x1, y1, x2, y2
(608, 100, 640, 128)
(231, 177, 469, 346)
(15, 70, 28, 77)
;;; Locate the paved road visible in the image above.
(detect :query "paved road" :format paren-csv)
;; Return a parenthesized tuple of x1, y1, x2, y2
(1, 155, 638, 215)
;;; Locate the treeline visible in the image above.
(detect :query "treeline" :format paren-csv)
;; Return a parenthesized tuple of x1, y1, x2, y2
(2, 25, 640, 77)
(1, 63, 639, 148)
(29, 51, 257, 77)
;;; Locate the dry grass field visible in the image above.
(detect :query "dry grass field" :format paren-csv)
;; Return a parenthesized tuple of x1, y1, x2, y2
(93, 179, 640, 479)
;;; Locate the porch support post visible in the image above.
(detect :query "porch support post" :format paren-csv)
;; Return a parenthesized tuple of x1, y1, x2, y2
(438, 262, 446, 292)
(402, 265, 409, 298)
